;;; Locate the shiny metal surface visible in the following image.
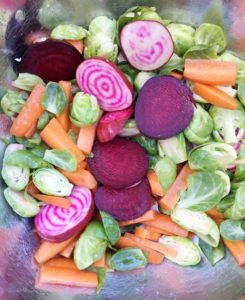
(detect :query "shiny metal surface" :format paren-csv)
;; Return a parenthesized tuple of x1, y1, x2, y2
(0, 0, 245, 299)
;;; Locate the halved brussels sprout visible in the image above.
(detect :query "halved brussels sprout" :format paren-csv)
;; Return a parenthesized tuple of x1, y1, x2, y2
(159, 236, 201, 266)
(43, 149, 77, 172)
(134, 72, 156, 92)
(216, 192, 235, 213)
(70, 92, 100, 128)
(224, 186, 245, 220)
(199, 239, 224, 266)
(89, 16, 117, 40)
(197, 222, 220, 248)
(183, 44, 218, 60)
(134, 135, 158, 155)
(154, 157, 177, 193)
(209, 106, 245, 145)
(12, 73, 44, 91)
(1, 90, 28, 117)
(37, 111, 53, 130)
(184, 104, 213, 145)
(32, 168, 73, 196)
(220, 219, 245, 241)
(51, 24, 88, 40)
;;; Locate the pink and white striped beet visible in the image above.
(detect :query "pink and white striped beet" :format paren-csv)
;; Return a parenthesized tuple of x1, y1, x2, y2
(76, 58, 133, 112)
(120, 20, 174, 71)
(34, 186, 94, 242)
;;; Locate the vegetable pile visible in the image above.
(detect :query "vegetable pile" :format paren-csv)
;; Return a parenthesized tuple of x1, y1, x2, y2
(1, 4, 245, 294)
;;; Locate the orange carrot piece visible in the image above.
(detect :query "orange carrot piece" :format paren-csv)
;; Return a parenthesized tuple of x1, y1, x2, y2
(77, 124, 97, 154)
(27, 181, 40, 195)
(144, 212, 188, 237)
(187, 232, 194, 240)
(33, 194, 71, 209)
(24, 123, 37, 138)
(57, 81, 72, 132)
(184, 59, 238, 86)
(39, 265, 98, 288)
(92, 254, 106, 268)
(222, 239, 245, 266)
(40, 118, 85, 163)
(206, 208, 225, 220)
(193, 82, 239, 110)
(125, 232, 177, 258)
(65, 39, 84, 54)
(60, 168, 97, 189)
(35, 235, 79, 264)
(10, 84, 45, 137)
(119, 210, 156, 227)
(44, 258, 77, 269)
(170, 71, 183, 80)
(60, 239, 77, 258)
(135, 226, 161, 241)
(147, 170, 164, 197)
(144, 225, 173, 236)
(158, 163, 195, 211)
(116, 236, 164, 264)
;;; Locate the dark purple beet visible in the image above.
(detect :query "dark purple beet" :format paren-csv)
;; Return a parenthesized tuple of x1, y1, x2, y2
(135, 75, 194, 139)
(18, 40, 83, 82)
(89, 137, 148, 189)
(95, 177, 152, 221)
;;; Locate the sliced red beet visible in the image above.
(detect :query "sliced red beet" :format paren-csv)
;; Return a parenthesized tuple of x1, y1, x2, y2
(135, 75, 194, 139)
(120, 20, 174, 71)
(97, 106, 134, 143)
(95, 177, 152, 221)
(89, 137, 148, 189)
(18, 40, 83, 83)
(76, 58, 133, 112)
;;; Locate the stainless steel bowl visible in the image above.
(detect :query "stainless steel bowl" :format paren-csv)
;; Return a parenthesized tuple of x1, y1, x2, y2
(0, 1, 245, 299)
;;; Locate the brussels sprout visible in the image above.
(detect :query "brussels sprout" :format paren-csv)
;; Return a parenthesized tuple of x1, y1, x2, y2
(134, 135, 158, 155)
(216, 192, 235, 213)
(110, 248, 147, 271)
(214, 170, 231, 198)
(234, 143, 245, 181)
(84, 32, 118, 62)
(118, 63, 138, 85)
(220, 51, 245, 82)
(134, 72, 156, 92)
(37, 111, 53, 130)
(100, 211, 120, 245)
(16, 133, 42, 148)
(167, 23, 195, 56)
(70, 92, 100, 128)
(224, 186, 245, 220)
(183, 44, 219, 60)
(1, 90, 28, 117)
(4, 188, 40, 217)
(238, 78, 245, 106)
(209, 106, 245, 145)
(12, 73, 44, 91)
(51, 24, 88, 40)
(178, 172, 225, 212)
(42, 82, 68, 116)
(159, 53, 184, 75)
(89, 16, 117, 40)
(74, 221, 108, 270)
(154, 157, 177, 193)
(184, 104, 213, 145)
(195, 23, 227, 53)
(199, 239, 224, 266)
(32, 168, 73, 196)
(158, 133, 187, 164)
(197, 222, 220, 248)
(159, 236, 201, 266)
(30, 143, 49, 158)
(220, 219, 245, 241)
(43, 149, 77, 172)
(188, 142, 237, 171)
(148, 155, 161, 169)
(119, 119, 140, 137)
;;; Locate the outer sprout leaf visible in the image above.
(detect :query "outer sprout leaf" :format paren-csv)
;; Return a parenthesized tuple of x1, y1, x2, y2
(37, 111, 53, 130)
(96, 267, 107, 294)
(220, 219, 245, 241)
(1, 90, 28, 117)
(183, 44, 219, 60)
(216, 192, 235, 213)
(154, 157, 177, 193)
(43, 149, 77, 172)
(100, 211, 121, 245)
(12, 73, 44, 91)
(199, 239, 225, 266)
(134, 135, 157, 155)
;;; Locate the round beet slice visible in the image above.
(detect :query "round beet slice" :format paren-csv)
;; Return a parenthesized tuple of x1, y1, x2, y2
(135, 75, 194, 139)
(18, 40, 83, 83)
(95, 177, 152, 221)
(89, 137, 148, 189)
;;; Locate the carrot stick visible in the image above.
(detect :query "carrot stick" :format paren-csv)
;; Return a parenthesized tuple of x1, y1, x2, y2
(27, 181, 40, 195)
(143, 212, 188, 237)
(135, 226, 161, 241)
(158, 163, 195, 211)
(57, 81, 72, 132)
(222, 239, 245, 266)
(10, 84, 45, 137)
(170, 71, 183, 80)
(116, 236, 164, 265)
(60, 239, 77, 258)
(92, 254, 106, 268)
(125, 233, 177, 258)
(44, 258, 77, 269)
(193, 82, 239, 110)
(35, 235, 79, 264)
(60, 168, 97, 189)
(147, 170, 164, 197)
(77, 124, 97, 154)
(33, 194, 71, 209)
(65, 39, 84, 54)
(119, 210, 156, 227)
(144, 225, 173, 236)
(39, 265, 98, 288)
(184, 59, 238, 86)
(40, 118, 85, 163)
(206, 208, 225, 220)
(24, 123, 37, 139)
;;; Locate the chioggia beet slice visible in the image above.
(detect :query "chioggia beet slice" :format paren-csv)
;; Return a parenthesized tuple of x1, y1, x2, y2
(76, 58, 133, 111)
(35, 186, 94, 242)
(120, 20, 174, 71)
(95, 177, 152, 221)
(89, 137, 148, 189)
(135, 75, 194, 139)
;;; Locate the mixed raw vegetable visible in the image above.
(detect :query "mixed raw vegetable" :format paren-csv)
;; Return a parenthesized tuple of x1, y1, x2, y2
(1, 4, 245, 293)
